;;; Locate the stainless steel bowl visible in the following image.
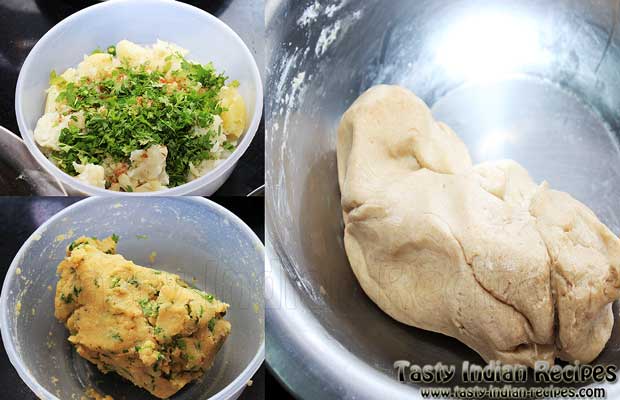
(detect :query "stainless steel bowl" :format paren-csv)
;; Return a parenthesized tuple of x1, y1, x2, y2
(266, 0, 620, 398)
(0, 126, 65, 195)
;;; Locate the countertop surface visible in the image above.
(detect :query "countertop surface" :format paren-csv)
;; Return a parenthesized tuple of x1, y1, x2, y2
(0, 196, 265, 400)
(0, 0, 264, 196)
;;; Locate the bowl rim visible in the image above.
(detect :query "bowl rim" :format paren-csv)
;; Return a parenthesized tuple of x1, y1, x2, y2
(15, 0, 264, 196)
(0, 196, 265, 400)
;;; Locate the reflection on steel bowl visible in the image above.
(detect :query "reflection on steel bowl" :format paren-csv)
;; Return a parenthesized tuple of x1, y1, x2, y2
(266, 0, 620, 399)
(0, 126, 65, 195)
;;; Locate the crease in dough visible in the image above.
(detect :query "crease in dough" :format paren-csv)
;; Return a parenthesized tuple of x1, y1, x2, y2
(423, 210, 539, 342)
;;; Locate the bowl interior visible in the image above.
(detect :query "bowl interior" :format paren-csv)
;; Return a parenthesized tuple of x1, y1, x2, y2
(267, 0, 620, 394)
(17, 0, 261, 195)
(2, 197, 264, 400)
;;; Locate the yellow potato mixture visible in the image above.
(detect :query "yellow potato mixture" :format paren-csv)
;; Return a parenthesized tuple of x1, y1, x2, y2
(54, 236, 231, 398)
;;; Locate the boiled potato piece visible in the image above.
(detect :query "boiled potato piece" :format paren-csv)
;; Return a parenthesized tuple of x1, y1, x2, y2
(33, 112, 68, 151)
(219, 86, 247, 138)
(77, 53, 115, 79)
(116, 39, 150, 68)
(73, 163, 105, 188)
(61, 67, 78, 83)
(45, 85, 61, 114)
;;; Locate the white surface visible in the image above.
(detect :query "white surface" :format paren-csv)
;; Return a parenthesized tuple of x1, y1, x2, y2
(15, 0, 263, 196)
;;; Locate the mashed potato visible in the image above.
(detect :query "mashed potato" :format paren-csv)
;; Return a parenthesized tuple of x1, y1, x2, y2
(35, 39, 248, 192)
(55, 236, 231, 398)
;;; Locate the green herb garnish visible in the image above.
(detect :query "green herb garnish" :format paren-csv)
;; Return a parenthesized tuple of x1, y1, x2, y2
(194, 289, 215, 303)
(110, 277, 121, 288)
(50, 56, 236, 188)
(175, 338, 186, 350)
(138, 299, 159, 318)
(60, 293, 74, 304)
(208, 318, 217, 332)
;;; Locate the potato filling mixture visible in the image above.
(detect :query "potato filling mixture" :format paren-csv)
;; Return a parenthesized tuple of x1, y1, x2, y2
(35, 40, 247, 192)
(54, 236, 231, 399)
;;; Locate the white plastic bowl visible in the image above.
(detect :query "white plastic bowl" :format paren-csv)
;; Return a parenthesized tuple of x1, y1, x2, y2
(0, 197, 265, 400)
(15, 0, 263, 196)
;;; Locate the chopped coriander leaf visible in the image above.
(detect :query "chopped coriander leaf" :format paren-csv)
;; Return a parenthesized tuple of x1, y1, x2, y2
(68, 240, 82, 251)
(49, 57, 231, 187)
(136, 234, 148, 240)
(138, 299, 160, 318)
(110, 277, 121, 288)
(111, 233, 120, 243)
(222, 141, 236, 152)
(203, 293, 215, 302)
(111, 333, 123, 342)
(208, 318, 217, 332)
(175, 338, 186, 350)
(60, 293, 74, 304)
(193, 289, 215, 302)
(107, 45, 116, 56)
(181, 59, 226, 88)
